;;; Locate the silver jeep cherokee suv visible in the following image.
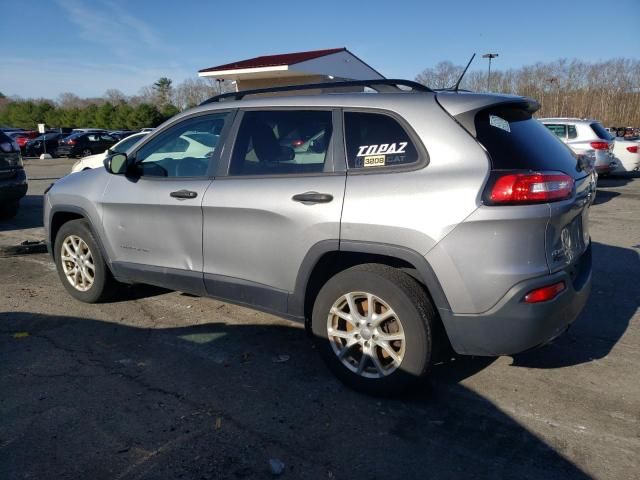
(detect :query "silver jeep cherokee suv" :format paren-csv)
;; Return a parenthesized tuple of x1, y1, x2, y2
(44, 80, 594, 394)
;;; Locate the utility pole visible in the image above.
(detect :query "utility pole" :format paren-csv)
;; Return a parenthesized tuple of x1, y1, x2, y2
(482, 53, 499, 91)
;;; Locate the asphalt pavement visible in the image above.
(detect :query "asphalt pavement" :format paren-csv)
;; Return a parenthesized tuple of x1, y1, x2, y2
(0, 158, 638, 479)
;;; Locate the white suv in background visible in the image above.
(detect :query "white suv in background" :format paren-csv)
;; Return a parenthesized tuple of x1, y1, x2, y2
(539, 118, 616, 175)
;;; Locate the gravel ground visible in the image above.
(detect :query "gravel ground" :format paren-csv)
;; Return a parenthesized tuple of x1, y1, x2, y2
(0, 158, 638, 479)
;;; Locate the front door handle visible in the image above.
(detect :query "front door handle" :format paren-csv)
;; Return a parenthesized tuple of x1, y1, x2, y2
(292, 192, 333, 204)
(170, 189, 198, 199)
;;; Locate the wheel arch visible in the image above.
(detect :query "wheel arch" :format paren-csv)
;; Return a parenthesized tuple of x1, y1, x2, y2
(49, 206, 110, 268)
(290, 240, 451, 322)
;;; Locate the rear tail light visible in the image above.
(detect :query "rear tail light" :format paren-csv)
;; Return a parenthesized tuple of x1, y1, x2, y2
(291, 139, 305, 147)
(524, 281, 565, 303)
(487, 172, 574, 204)
(67, 139, 76, 145)
(590, 141, 609, 150)
(627, 145, 638, 153)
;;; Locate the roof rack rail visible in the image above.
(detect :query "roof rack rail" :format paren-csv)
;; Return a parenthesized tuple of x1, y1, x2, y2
(199, 79, 433, 105)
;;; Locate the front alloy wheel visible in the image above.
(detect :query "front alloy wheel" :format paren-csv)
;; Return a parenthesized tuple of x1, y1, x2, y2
(54, 219, 119, 303)
(328, 292, 405, 378)
(60, 235, 95, 291)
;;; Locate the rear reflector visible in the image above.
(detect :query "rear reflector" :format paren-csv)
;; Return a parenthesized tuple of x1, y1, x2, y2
(488, 172, 574, 204)
(590, 141, 609, 150)
(524, 281, 566, 303)
(627, 145, 638, 153)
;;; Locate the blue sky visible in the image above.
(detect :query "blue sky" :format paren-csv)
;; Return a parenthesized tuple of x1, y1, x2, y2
(2, 0, 638, 99)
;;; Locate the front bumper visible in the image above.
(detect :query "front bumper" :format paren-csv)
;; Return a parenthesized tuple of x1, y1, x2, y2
(0, 168, 28, 202)
(441, 243, 592, 356)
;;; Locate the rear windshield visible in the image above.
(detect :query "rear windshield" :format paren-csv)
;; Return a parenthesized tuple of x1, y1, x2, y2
(590, 122, 613, 140)
(475, 106, 583, 179)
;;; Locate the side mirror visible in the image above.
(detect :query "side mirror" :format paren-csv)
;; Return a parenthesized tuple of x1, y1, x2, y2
(104, 152, 128, 174)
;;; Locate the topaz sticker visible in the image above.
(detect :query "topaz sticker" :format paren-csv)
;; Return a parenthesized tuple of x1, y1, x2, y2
(357, 142, 407, 157)
(363, 155, 386, 167)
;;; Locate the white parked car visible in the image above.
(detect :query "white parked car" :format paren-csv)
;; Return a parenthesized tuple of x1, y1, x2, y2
(71, 133, 148, 173)
(612, 137, 640, 173)
(539, 118, 617, 175)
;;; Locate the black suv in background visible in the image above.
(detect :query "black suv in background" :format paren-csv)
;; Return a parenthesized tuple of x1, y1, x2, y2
(24, 132, 69, 157)
(0, 131, 27, 219)
(56, 132, 117, 158)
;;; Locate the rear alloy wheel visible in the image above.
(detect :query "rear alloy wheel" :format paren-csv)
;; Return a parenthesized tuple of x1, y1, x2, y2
(54, 219, 118, 302)
(81, 148, 93, 157)
(327, 292, 406, 378)
(312, 264, 434, 395)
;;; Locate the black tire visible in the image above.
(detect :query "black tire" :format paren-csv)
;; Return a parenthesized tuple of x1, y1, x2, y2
(0, 200, 20, 220)
(54, 219, 118, 303)
(311, 264, 435, 396)
(81, 148, 92, 157)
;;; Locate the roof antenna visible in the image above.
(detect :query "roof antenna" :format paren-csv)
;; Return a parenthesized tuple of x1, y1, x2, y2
(451, 53, 476, 92)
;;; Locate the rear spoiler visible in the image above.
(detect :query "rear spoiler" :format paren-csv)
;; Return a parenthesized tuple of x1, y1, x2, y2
(436, 92, 540, 137)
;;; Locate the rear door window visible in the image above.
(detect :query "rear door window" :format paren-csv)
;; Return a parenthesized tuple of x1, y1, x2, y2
(229, 110, 332, 176)
(568, 125, 578, 139)
(475, 107, 583, 179)
(344, 112, 418, 169)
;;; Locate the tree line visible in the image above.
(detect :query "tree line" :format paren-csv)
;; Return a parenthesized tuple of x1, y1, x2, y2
(0, 77, 233, 131)
(415, 58, 640, 126)
(3, 58, 638, 130)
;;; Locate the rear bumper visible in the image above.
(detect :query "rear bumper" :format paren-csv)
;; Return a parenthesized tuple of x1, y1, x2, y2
(441, 243, 592, 356)
(0, 168, 28, 202)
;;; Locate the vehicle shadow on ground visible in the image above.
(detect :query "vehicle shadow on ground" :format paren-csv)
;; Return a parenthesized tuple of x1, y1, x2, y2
(0, 195, 44, 232)
(111, 283, 172, 302)
(0, 312, 590, 480)
(598, 174, 637, 188)
(511, 241, 638, 369)
(592, 189, 620, 205)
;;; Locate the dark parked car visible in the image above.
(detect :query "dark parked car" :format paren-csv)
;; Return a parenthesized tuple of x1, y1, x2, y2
(8, 130, 38, 152)
(0, 131, 27, 219)
(56, 132, 118, 158)
(24, 132, 69, 157)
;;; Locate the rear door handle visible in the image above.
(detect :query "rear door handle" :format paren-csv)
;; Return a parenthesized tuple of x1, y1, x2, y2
(170, 189, 198, 199)
(292, 192, 333, 204)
